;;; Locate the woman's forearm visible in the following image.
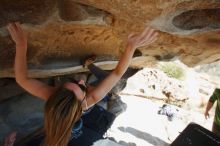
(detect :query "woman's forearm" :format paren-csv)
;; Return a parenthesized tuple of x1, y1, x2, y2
(88, 44, 136, 105)
(114, 27, 157, 77)
(15, 45, 28, 82)
(113, 44, 135, 77)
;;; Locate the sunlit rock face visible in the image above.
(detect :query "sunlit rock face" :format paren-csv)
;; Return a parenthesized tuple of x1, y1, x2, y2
(0, 0, 220, 78)
(194, 61, 220, 88)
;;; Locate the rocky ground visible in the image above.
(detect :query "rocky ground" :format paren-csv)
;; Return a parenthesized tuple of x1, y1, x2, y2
(106, 95, 214, 146)
(106, 64, 216, 145)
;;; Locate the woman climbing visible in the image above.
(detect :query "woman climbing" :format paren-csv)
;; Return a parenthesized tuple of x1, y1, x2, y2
(6, 22, 158, 146)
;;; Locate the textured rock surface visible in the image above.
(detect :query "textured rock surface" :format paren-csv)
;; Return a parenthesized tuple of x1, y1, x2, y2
(0, 78, 25, 102)
(107, 95, 214, 145)
(0, 0, 220, 78)
(0, 93, 44, 145)
(122, 65, 215, 107)
(195, 61, 220, 88)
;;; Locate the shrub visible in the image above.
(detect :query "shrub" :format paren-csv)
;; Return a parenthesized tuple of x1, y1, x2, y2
(158, 62, 185, 80)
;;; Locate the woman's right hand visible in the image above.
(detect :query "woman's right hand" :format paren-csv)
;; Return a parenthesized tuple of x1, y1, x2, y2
(127, 27, 158, 49)
(7, 22, 27, 48)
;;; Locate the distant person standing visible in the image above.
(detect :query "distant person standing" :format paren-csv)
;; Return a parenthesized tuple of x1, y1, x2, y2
(204, 88, 220, 137)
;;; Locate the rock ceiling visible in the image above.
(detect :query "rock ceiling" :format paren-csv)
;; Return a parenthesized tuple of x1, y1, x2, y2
(0, 0, 220, 78)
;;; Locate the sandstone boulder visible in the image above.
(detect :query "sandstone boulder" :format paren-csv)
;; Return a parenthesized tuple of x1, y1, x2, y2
(0, 0, 220, 78)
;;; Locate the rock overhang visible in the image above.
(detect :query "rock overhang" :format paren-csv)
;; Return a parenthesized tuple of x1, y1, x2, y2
(0, 0, 220, 78)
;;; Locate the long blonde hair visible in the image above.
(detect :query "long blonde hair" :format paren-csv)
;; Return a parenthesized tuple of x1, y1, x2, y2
(42, 87, 82, 146)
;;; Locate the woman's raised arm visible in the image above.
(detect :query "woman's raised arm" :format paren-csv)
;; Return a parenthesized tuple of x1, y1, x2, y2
(7, 22, 57, 100)
(88, 27, 158, 105)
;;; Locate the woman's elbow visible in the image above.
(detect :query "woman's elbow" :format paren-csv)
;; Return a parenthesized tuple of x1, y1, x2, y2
(15, 76, 27, 86)
(15, 78, 23, 86)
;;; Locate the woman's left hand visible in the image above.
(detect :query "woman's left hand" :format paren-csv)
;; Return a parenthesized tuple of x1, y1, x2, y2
(127, 27, 158, 49)
(7, 22, 27, 48)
